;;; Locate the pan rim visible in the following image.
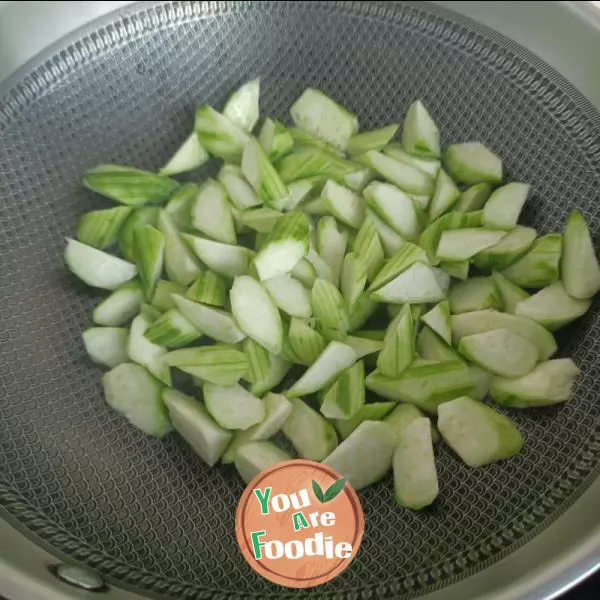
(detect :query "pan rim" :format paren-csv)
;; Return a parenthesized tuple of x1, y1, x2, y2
(2, 1, 600, 599)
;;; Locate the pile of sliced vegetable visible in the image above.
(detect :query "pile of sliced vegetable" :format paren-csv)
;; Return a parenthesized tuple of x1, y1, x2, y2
(69, 79, 600, 511)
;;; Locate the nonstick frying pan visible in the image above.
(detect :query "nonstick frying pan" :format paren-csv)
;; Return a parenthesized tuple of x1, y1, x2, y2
(2, 2, 600, 599)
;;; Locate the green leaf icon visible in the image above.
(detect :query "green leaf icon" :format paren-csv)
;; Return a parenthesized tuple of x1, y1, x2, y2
(323, 477, 346, 502)
(311, 479, 325, 503)
(312, 477, 346, 503)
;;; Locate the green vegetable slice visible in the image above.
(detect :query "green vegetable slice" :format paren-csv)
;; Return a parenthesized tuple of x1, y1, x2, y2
(235, 441, 291, 484)
(383, 142, 440, 177)
(164, 389, 232, 466)
(102, 363, 171, 437)
(164, 344, 248, 386)
(436, 228, 506, 262)
(250, 353, 292, 397)
(331, 402, 395, 440)
(83, 164, 178, 206)
(561, 210, 600, 299)
(385, 404, 440, 444)
(195, 105, 250, 163)
(320, 360, 365, 420)
(340, 252, 367, 307)
(164, 183, 198, 230)
(203, 382, 265, 431)
(144, 308, 202, 348)
(191, 179, 237, 244)
(253, 210, 310, 281)
(500, 233, 562, 288)
(241, 207, 283, 234)
(419, 211, 481, 264)
(290, 88, 358, 151)
(444, 142, 502, 185)
(219, 164, 262, 210)
(183, 234, 251, 278)
(448, 276, 503, 314)
(222, 393, 292, 464)
(158, 210, 202, 286)
(151, 279, 187, 312)
(118, 206, 160, 262)
(288, 317, 326, 364)
(291, 257, 317, 288)
(311, 278, 349, 341)
(277, 147, 360, 185)
(282, 398, 338, 460)
(402, 100, 441, 158)
(321, 179, 365, 229)
(160, 133, 208, 176)
(172, 295, 245, 345)
(93, 280, 143, 326)
(230, 275, 283, 354)
(264, 272, 312, 318)
(514, 281, 591, 331)
(393, 418, 439, 509)
(417, 326, 461, 362)
(490, 359, 580, 408)
(316, 216, 348, 286)
(483, 182, 530, 230)
(491, 271, 529, 314)
(363, 181, 420, 240)
(82, 327, 129, 368)
(347, 124, 399, 156)
(440, 260, 469, 281)
(324, 421, 396, 490)
(286, 341, 356, 397)
(77, 206, 133, 249)
(428, 169, 460, 220)
(65, 238, 137, 290)
(281, 178, 316, 211)
(366, 360, 474, 413)
(358, 150, 434, 195)
(377, 305, 414, 378)
(469, 365, 491, 401)
(421, 300, 451, 344)
(366, 209, 405, 257)
(127, 313, 171, 386)
(134, 225, 165, 302)
(343, 335, 384, 359)
(454, 182, 492, 213)
(186, 270, 227, 307)
(223, 78, 260, 133)
(306, 247, 335, 284)
(347, 293, 379, 331)
(438, 396, 523, 467)
(451, 309, 557, 360)
(242, 138, 289, 210)
(353, 217, 385, 281)
(369, 242, 428, 291)
(371, 262, 449, 304)
(472, 226, 537, 271)
(243, 338, 273, 385)
(458, 328, 539, 378)
(258, 118, 294, 162)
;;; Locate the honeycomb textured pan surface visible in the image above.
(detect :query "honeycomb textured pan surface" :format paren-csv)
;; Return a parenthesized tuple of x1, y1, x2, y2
(1, 2, 600, 598)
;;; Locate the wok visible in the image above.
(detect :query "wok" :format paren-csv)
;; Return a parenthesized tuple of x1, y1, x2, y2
(2, 2, 600, 599)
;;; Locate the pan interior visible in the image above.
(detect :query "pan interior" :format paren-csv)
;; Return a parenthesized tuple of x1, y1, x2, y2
(1, 2, 600, 598)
